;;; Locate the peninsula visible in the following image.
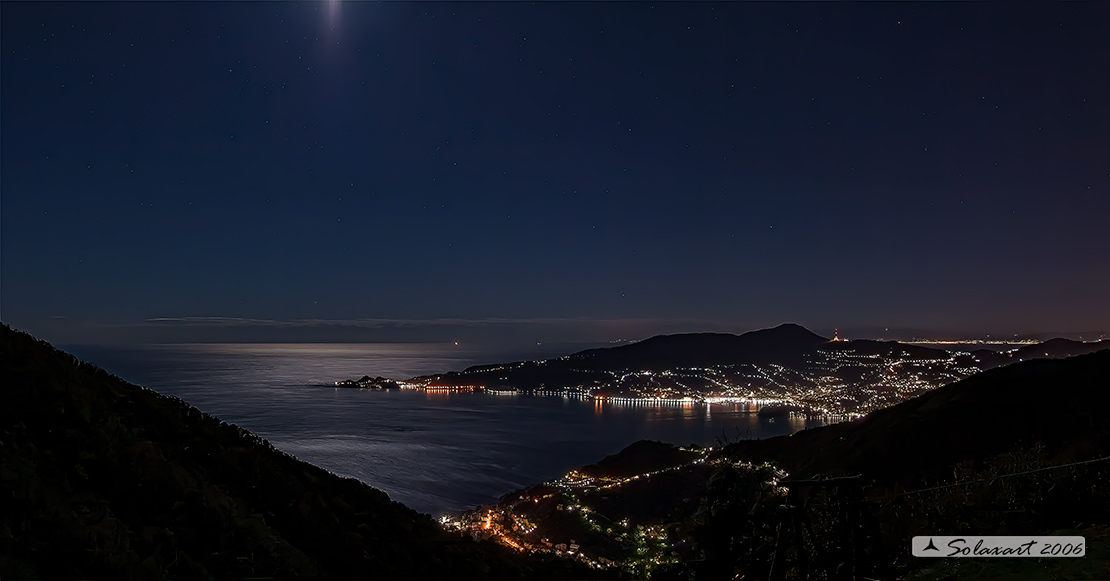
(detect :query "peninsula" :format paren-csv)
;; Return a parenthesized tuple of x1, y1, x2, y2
(338, 323, 1110, 418)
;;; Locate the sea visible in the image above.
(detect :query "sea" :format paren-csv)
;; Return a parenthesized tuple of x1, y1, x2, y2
(62, 342, 825, 516)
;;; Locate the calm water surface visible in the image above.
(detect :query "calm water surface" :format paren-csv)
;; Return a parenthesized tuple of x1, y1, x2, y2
(65, 343, 824, 515)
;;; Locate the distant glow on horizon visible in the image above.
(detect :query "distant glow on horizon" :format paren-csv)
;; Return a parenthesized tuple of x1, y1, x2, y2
(904, 339, 1041, 346)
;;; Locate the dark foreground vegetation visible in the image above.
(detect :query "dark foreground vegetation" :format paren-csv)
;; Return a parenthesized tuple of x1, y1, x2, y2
(725, 350, 1110, 580)
(0, 324, 594, 579)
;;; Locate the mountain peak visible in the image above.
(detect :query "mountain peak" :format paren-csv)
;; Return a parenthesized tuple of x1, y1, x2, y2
(563, 323, 829, 371)
(744, 322, 828, 342)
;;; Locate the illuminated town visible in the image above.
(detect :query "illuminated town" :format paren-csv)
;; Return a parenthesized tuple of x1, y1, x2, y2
(340, 339, 992, 418)
(441, 447, 708, 570)
(439, 443, 791, 575)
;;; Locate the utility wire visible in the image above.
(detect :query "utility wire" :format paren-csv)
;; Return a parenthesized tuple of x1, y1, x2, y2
(869, 454, 1110, 502)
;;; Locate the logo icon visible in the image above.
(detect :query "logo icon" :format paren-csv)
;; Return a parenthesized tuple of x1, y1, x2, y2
(913, 536, 1085, 558)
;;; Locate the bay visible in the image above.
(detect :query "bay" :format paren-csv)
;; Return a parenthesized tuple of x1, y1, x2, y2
(63, 342, 824, 515)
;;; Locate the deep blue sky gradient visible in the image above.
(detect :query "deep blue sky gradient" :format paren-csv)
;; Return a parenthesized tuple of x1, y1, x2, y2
(3, 1, 1108, 345)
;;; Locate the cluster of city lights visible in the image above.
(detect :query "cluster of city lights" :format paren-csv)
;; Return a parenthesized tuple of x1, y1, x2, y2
(442, 447, 717, 569)
(352, 341, 993, 423)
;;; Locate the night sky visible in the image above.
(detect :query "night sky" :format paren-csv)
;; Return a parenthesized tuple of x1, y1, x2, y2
(3, 2, 1108, 346)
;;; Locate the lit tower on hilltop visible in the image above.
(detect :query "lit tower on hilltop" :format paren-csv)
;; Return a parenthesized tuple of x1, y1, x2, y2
(832, 328, 845, 342)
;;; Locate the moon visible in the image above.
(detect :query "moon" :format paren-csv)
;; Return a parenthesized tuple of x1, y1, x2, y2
(325, 0, 341, 30)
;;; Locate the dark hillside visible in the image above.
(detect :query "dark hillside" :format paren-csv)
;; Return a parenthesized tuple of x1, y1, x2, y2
(0, 325, 593, 579)
(567, 323, 830, 370)
(418, 326, 1106, 402)
(432, 324, 831, 389)
(578, 440, 703, 479)
(1012, 338, 1110, 361)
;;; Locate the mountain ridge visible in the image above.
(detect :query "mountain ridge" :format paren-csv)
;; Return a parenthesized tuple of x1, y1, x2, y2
(401, 324, 1108, 417)
(435, 324, 1110, 383)
(562, 323, 830, 371)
